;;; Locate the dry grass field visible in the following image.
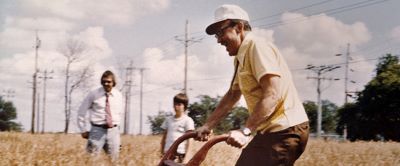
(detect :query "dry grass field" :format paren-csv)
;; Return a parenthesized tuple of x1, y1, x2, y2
(0, 132, 399, 166)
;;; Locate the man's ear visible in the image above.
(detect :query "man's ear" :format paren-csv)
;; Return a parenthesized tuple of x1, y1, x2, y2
(235, 22, 244, 33)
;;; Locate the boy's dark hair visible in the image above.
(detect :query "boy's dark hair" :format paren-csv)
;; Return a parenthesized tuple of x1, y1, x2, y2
(100, 70, 116, 87)
(173, 93, 189, 110)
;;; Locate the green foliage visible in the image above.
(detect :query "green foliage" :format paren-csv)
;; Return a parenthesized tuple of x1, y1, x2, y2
(147, 111, 172, 135)
(337, 54, 400, 141)
(336, 103, 364, 141)
(188, 95, 248, 134)
(303, 100, 338, 133)
(187, 95, 219, 128)
(147, 95, 249, 135)
(0, 98, 22, 131)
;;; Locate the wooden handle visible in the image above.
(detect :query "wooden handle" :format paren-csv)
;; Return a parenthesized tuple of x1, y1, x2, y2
(186, 134, 229, 166)
(158, 131, 229, 166)
(158, 131, 197, 166)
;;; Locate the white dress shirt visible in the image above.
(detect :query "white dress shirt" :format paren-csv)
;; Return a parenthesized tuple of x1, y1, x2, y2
(77, 87, 123, 132)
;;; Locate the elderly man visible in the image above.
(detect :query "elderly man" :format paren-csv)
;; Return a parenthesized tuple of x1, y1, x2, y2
(195, 4, 310, 166)
(77, 70, 123, 160)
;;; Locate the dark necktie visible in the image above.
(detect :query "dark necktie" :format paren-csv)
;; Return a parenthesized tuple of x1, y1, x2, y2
(105, 93, 113, 128)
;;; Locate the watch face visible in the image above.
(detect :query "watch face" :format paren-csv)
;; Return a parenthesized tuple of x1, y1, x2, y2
(243, 128, 251, 136)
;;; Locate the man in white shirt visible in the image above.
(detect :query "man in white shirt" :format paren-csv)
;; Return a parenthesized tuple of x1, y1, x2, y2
(160, 93, 195, 163)
(77, 70, 123, 160)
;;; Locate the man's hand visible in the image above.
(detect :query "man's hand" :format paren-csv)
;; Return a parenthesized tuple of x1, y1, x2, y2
(194, 125, 212, 141)
(226, 130, 250, 148)
(81, 132, 89, 139)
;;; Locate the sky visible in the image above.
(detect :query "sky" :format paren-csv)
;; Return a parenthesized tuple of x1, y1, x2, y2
(0, 0, 399, 134)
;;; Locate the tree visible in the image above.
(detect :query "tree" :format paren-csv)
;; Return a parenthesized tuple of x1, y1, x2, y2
(187, 95, 248, 134)
(187, 95, 219, 128)
(337, 54, 400, 141)
(147, 111, 172, 135)
(0, 97, 22, 131)
(336, 103, 362, 141)
(303, 100, 338, 134)
(58, 37, 93, 133)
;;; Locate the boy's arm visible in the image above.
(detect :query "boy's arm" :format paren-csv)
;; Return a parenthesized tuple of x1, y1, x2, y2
(160, 131, 167, 155)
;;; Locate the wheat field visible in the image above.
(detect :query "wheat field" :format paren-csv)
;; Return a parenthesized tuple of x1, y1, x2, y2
(0, 132, 399, 166)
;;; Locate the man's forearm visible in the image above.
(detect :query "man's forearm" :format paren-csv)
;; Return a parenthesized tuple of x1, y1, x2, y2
(204, 90, 241, 128)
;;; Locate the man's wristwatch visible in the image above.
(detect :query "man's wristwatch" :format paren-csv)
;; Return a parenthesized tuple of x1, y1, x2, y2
(241, 127, 251, 136)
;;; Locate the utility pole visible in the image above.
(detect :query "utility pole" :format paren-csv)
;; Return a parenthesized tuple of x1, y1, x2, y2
(124, 61, 134, 134)
(175, 19, 202, 95)
(306, 64, 340, 138)
(344, 43, 350, 104)
(137, 68, 148, 135)
(336, 43, 352, 140)
(31, 30, 41, 134)
(38, 70, 53, 134)
(336, 43, 352, 103)
(36, 92, 40, 132)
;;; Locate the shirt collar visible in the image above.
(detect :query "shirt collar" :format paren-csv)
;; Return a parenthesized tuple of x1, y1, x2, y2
(102, 88, 114, 96)
(235, 32, 253, 68)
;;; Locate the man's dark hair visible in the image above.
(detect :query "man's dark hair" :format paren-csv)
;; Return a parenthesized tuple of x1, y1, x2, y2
(101, 70, 116, 87)
(174, 93, 189, 110)
(231, 19, 252, 31)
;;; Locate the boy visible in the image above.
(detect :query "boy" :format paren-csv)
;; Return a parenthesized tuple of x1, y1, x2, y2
(160, 93, 195, 163)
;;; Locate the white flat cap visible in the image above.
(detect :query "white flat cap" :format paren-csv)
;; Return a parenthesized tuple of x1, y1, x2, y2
(206, 4, 250, 35)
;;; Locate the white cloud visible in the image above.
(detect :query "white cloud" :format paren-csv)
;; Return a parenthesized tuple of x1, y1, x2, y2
(20, 0, 85, 20)
(253, 28, 275, 43)
(18, 0, 170, 26)
(4, 16, 76, 31)
(276, 12, 370, 59)
(76, 27, 112, 60)
(143, 47, 186, 85)
(391, 26, 400, 41)
(273, 12, 373, 105)
(0, 16, 73, 51)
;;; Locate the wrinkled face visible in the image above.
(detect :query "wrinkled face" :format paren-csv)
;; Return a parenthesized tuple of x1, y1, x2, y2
(173, 102, 185, 116)
(101, 76, 114, 92)
(215, 20, 242, 56)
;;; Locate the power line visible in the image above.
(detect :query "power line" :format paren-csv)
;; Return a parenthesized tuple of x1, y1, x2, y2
(259, 0, 390, 29)
(290, 55, 396, 72)
(130, 76, 230, 96)
(252, 0, 335, 23)
(1, 89, 15, 101)
(176, 0, 389, 38)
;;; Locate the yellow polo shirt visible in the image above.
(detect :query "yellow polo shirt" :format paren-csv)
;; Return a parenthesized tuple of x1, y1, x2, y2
(232, 32, 308, 133)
